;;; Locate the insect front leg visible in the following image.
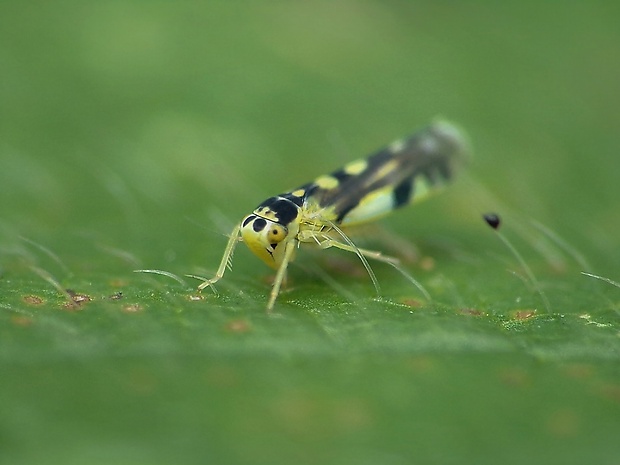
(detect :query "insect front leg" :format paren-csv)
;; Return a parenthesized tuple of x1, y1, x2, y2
(266, 238, 297, 313)
(197, 223, 242, 292)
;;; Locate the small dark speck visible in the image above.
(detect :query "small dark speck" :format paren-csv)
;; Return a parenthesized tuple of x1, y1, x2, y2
(483, 213, 501, 230)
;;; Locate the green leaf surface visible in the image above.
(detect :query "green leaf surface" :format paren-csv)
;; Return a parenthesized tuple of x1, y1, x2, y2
(1, 2, 619, 465)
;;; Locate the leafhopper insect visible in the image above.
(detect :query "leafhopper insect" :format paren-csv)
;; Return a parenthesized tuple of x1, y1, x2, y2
(198, 121, 468, 311)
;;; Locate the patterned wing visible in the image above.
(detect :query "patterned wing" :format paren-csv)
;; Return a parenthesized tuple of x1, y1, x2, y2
(301, 120, 469, 226)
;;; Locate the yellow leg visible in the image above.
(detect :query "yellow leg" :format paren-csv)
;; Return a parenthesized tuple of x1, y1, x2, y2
(266, 238, 297, 313)
(197, 223, 241, 291)
(301, 232, 430, 301)
(321, 237, 396, 295)
(315, 236, 400, 265)
(297, 228, 398, 265)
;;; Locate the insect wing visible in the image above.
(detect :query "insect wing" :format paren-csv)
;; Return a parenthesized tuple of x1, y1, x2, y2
(304, 121, 467, 226)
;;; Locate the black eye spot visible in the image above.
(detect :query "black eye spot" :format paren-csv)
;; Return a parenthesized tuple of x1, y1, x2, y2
(271, 229, 278, 236)
(252, 218, 267, 232)
(242, 215, 255, 227)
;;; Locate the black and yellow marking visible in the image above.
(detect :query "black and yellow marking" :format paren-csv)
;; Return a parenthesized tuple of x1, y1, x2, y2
(253, 196, 300, 226)
(300, 124, 463, 225)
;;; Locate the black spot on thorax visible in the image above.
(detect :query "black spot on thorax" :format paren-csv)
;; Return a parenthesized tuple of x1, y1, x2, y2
(280, 191, 304, 207)
(270, 198, 299, 225)
(255, 196, 300, 225)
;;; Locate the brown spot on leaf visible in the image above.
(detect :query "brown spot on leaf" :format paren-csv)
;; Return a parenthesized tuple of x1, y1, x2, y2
(66, 289, 92, 304)
(499, 368, 530, 387)
(23, 295, 44, 306)
(225, 319, 252, 333)
(512, 309, 537, 320)
(61, 302, 82, 311)
(11, 315, 34, 327)
(401, 298, 423, 308)
(419, 256, 435, 271)
(407, 356, 435, 373)
(460, 308, 485, 316)
(61, 290, 91, 311)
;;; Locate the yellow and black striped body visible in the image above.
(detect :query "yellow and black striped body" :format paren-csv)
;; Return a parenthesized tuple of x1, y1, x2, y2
(200, 120, 469, 311)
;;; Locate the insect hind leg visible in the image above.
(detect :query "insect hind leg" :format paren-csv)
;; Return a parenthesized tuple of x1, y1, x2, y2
(302, 227, 431, 301)
(342, 240, 431, 301)
(298, 221, 386, 296)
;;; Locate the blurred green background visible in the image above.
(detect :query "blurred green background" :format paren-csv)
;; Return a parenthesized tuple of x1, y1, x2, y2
(1, 2, 619, 465)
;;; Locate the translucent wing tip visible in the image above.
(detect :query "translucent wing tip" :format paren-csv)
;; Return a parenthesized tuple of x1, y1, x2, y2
(429, 118, 472, 164)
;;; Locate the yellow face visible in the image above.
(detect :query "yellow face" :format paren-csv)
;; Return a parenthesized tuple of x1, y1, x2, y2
(241, 214, 289, 269)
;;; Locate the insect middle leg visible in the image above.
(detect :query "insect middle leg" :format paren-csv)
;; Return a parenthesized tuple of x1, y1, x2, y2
(313, 236, 400, 265)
